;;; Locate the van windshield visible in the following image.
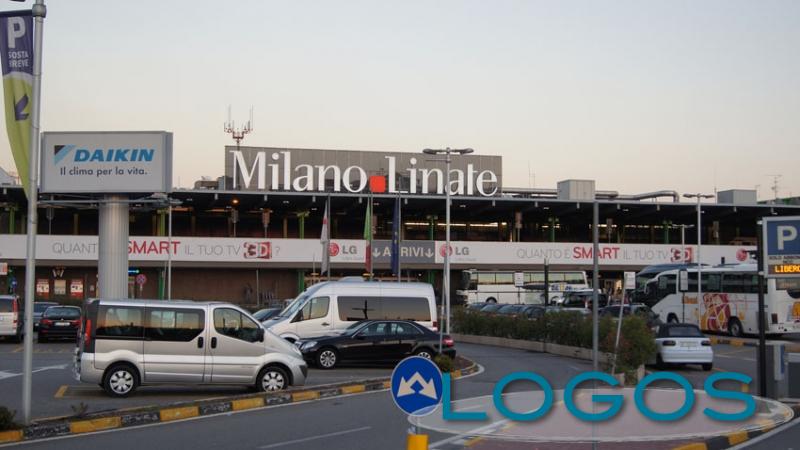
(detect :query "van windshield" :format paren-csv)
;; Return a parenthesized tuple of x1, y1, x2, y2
(278, 295, 308, 319)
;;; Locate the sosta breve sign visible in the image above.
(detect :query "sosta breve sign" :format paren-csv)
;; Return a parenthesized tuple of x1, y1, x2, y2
(230, 150, 499, 196)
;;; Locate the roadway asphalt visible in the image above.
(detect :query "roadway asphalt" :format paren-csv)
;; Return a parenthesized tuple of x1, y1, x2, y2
(0, 339, 778, 450)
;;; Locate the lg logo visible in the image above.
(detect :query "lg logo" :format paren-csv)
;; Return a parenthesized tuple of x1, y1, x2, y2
(439, 245, 469, 257)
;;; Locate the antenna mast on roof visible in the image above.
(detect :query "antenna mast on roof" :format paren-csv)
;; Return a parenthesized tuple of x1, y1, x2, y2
(224, 106, 253, 146)
(766, 174, 782, 203)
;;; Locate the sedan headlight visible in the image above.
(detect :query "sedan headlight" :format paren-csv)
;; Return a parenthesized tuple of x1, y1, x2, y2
(300, 341, 317, 351)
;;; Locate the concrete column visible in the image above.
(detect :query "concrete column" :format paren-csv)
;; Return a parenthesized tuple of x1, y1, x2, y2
(98, 195, 129, 298)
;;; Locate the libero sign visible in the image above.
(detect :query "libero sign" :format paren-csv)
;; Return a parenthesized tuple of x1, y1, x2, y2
(227, 148, 501, 196)
(41, 131, 173, 193)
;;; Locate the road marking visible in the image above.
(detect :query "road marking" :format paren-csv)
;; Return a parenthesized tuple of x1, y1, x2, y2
(54, 385, 68, 399)
(715, 354, 756, 362)
(257, 426, 371, 449)
(12, 347, 22, 353)
(716, 348, 753, 356)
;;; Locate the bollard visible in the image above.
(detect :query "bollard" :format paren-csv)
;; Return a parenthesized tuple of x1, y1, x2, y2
(406, 433, 429, 450)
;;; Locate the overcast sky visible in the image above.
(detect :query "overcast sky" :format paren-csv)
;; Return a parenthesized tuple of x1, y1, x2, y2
(1, 0, 798, 199)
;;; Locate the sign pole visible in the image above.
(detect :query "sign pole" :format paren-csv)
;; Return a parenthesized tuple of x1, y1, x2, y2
(21, 0, 46, 425)
(592, 201, 599, 372)
(757, 221, 767, 397)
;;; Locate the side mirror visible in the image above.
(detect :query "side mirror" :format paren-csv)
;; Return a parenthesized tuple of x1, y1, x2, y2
(355, 334, 365, 340)
(291, 312, 302, 323)
(257, 327, 265, 342)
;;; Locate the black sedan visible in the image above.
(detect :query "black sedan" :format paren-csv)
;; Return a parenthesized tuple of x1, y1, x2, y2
(37, 306, 81, 342)
(298, 320, 456, 369)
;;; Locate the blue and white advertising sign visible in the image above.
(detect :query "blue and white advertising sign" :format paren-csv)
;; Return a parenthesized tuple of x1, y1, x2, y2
(763, 216, 800, 278)
(40, 131, 173, 194)
(390, 356, 443, 417)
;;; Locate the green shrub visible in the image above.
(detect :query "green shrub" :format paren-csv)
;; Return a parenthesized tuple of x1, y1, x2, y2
(434, 354, 455, 373)
(0, 406, 17, 431)
(453, 308, 655, 373)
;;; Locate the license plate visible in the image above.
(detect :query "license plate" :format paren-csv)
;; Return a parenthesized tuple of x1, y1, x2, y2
(56, 321, 70, 326)
(681, 342, 697, 348)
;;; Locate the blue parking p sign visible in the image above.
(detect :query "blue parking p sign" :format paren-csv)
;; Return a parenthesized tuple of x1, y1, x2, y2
(763, 217, 800, 278)
(390, 356, 443, 417)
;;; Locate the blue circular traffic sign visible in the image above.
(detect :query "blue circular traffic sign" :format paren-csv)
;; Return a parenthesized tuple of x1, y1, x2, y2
(390, 356, 443, 417)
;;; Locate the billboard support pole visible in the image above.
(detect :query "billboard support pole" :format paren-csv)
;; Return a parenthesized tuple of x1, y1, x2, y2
(98, 195, 129, 299)
(757, 221, 767, 397)
(21, 0, 46, 425)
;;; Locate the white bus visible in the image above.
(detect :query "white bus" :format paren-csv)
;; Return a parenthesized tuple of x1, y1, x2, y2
(457, 269, 589, 305)
(639, 264, 800, 336)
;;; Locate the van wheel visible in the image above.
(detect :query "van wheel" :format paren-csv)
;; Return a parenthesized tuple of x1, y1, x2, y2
(486, 298, 497, 304)
(728, 318, 743, 338)
(103, 364, 139, 397)
(316, 348, 338, 370)
(656, 354, 666, 370)
(702, 363, 713, 371)
(415, 348, 435, 359)
(257, 366, 288, 392)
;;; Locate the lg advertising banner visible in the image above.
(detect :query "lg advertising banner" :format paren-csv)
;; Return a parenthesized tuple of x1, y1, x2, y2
(0, 235, 755, 267)
(0, 10, 33, 196)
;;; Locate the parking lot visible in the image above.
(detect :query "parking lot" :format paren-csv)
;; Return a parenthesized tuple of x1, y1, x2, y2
(0, 337, 394, 421)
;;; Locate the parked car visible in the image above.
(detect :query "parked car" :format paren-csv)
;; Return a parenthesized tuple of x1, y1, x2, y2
(561, 290, 609, 309)
(298, 320, 456, 369)
(600, 304, 662, 329)
(267, 281, 438, 342)
(478, 303, 506, 314)
(33, 301, 58, 330)
(75, 299, 307, 397)
(253, 307, 282, 322)
(496, 304, 545, 319)
(0, 295, 23, 343)
(38, 306, 81, 342)
(653, 323, 713, 371)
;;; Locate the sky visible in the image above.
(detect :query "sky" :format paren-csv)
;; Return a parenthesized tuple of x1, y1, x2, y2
(0, 0, 798, 200)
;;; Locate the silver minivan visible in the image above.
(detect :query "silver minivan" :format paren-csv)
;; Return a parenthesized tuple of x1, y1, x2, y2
(75, 299, 307, 397)
(0, 295, 23, 342)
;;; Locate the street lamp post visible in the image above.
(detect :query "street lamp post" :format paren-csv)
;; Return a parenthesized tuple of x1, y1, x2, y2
(422, 147, 473, 350)
(683, 193, 714, 318)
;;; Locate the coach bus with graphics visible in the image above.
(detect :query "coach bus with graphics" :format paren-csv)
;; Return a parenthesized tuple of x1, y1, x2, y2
(638, 264, 800, 336)
(457, 269, 589, 305)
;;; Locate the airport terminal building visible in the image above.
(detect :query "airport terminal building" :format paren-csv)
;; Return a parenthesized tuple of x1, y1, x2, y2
(1, 145, 798, 307)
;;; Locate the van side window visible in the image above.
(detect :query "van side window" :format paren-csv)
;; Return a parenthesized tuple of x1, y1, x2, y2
(96, 306, 144, 338)
(338, 297, 383, 321)
(0, 298, 14, 313)
(214, 308, 260, 343)
(146, 308, 204, 342)
(296, 297, 329, 322)
(382, 297, 431, 321)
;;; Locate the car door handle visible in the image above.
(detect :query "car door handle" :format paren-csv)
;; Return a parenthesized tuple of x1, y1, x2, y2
(211, 337, 217, 349)
(321, 322, 330, 327)
(197, 337, 204, 348)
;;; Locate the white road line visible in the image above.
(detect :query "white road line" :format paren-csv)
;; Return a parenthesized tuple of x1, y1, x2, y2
(715, 354, 756, 362)
(0, 364, 68, 381)
(257, 426, 371, 449)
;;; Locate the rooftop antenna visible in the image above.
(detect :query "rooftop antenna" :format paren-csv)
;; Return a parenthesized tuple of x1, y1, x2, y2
(766, 174, 782, 203)
(224, 106, 254, 189)
(528, 161, 535, 188)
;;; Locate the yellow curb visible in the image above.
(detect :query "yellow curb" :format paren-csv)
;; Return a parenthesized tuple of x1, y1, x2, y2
(730, 340, 744, 347)
(159, 406, 199, 422)
(382, 380, 392, 389)
(0, 430, 23, 443)
(231, 397, 265, 411)
(451, 370, 462, 379)
(671, 443, 707, 450)
(756, 418, 775, 433)
(465, 436, 484, 447)
(69, 417, 121, 434)
(340, 384, 366, 395)
(726, 430, 748, 445)
(292, 390, 320, 402)
(54, 385, 68, 399)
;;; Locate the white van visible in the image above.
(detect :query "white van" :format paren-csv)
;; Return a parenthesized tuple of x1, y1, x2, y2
(0, 295, 23, 342)
(75, 299, 307, 397)
(267, 281, 438, 342)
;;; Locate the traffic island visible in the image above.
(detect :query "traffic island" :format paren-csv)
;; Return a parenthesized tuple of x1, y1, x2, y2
(0, 356, 479, 444)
